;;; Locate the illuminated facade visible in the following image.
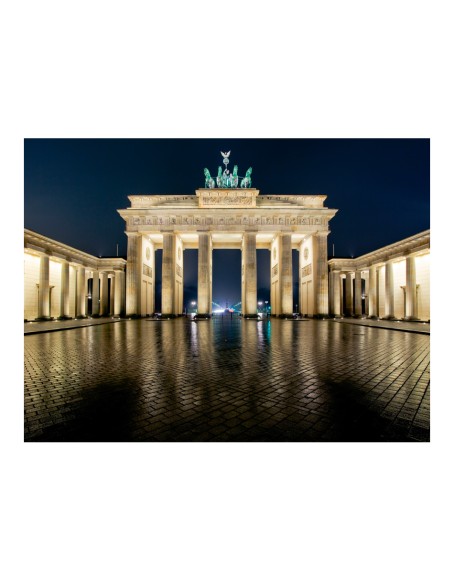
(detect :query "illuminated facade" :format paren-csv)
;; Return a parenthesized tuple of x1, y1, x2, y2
(328, 230, 430, 321)
(24, 229, 126, 321)
(117, 188, 337, 318)
(24, 173, 430, 322)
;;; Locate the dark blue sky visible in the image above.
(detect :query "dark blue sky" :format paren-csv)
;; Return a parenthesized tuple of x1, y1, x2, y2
(24, 138, 429, 308)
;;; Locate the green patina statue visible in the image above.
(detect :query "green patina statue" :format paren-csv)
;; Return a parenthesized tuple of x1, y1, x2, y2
(231, 165, 239, 188)
(204, 168, 215, 189)
(204, 153, 252, 188)
(240, 167, 252, 188)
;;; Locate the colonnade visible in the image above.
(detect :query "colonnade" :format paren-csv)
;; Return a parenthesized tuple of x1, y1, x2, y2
(126, 231, 329, 318)
(32, 255, 126, 320)
(24, 230, 127, 321)
(329, 246, 430, 321)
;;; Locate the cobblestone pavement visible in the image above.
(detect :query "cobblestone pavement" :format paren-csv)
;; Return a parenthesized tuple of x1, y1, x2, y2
(24, 318, 430, 442)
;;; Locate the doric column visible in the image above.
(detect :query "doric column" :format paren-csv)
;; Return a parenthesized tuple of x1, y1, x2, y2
(91, 270, 100, 317)
(368, 266, 377, 318)
(314, 233, 329, 316)
(333, 270, 341, 317)
(197, 233, 212, 316)
(59, 259, 71, 319)
(385, 260, 395, 319)
(76, 266, 86, 318)
(242, 232, 257, 317)
(109, 274, 115, 315)
(405, 255, 418, 320)
(126, 233, 142, 317)
(100, 272, 109, 316)
(345, 272, 354, 316)
(37, 254, 50, 320)
(114, 270, 124, 317)
(280, 233, 293, 316)
(162, 233, 176, 315)
(120, 271, 126, 315)
(354, 270, 363, 317)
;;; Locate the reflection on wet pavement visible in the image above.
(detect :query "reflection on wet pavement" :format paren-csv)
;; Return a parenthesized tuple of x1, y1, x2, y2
(24, 318, 430, 441)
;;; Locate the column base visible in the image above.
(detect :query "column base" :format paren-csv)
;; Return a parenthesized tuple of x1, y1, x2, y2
(382, 316, 398, 321)
(159, 313, 179, 319)
(313, 314, 330, 319)
(74, 315, 88, 320)
(57, 316, 73, 321)
(34, 316, 53, 322)
(90, 313, 101, 318)
(403, 316, 421, 322)
(243, 313, 260, 319)
(277, 313, 297, 319)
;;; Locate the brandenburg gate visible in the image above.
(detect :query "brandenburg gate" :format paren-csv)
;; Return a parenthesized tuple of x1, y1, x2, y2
(118, 153, 338, 318)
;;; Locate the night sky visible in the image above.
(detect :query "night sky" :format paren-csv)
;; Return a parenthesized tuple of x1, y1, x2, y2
(24, 138, 429, 309)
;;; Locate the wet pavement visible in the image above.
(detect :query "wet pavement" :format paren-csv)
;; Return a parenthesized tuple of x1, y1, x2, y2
(24, 317, 430, 442)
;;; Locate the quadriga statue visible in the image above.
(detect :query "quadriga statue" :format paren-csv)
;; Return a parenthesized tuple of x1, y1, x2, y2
(216, 167, 223, 187)
(204, 168, 215, 189)
(240, 167, 252, 188)
(231, 165, 239, 188)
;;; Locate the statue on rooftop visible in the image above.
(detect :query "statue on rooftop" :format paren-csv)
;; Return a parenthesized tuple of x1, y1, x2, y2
(216, 166, 223, 187)
(231, 165, 239, 188)
(204, 168, 215, 189)
(203, 153, 253, 189)
(240, 167, 253, 188)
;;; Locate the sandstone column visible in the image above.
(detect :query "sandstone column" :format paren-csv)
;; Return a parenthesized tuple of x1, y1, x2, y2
(242, 232, 257, 317)
(109, 274, 115, 315)
(120, 271, 126, 315)
(100, 272, 109, 316)
(37, 254, 50, 320)
(76, 266, 86, 318)
(59, 259, 71, 319)
(162, 233, 176, 316)
(314, 233, 329, 316)
(114, 270, 124, 317)
(91, 270, 100, 317)
(368, 266, 377, 318)
(333, 270, 341, 317)
(197, 233, 212, 316)
(354, 270, 363, 317)
(405, 255, 418, 320)
(279, 233, 293, 316)
(345, 272, 354, 316)
(126, 233, 141, 317)
(385, 260, 395, 319)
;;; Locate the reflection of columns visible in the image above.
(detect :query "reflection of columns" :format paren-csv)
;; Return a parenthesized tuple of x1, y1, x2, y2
(368, 266, 377, 318)
(109, 274, 115, 315)
(59, 260, 70, 319)
(100, 272, 109, 316)
(38, 254, 50, 319)
(280, 234, 293, 315)
(405, 256, 417, 320)
(91, 270, 100, 316)
(162, 233, 176, 315)
(345, 272, 353, 316)
(385, 260, 395, 319)
(114, 270, 125, 317)
(354, 270, 362, 317)
(314, 233, 329, 316)
(126, 233, 142, 316)
(197, 233, 212, 315)
(76, 266, 86, 318)
(242, 232, 257, 316)
(333, 270, 341, 317)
